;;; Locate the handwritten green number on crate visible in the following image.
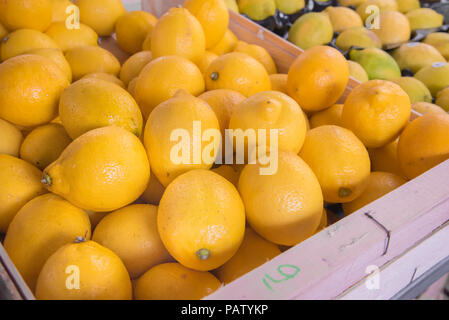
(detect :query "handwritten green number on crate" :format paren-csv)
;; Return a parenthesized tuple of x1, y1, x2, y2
(262, 264, 301, 292)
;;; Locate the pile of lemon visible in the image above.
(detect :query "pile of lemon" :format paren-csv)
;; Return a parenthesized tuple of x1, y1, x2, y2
(0, 0, 448, 300)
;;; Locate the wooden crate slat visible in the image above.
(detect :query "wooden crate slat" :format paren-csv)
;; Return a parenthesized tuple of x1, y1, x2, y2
(99, 36, 130, 64)
(205, 160, 449, 300)
(0, 262, 21, 300)
(142, 0, 181, 16)
(339, 222, 449, 300)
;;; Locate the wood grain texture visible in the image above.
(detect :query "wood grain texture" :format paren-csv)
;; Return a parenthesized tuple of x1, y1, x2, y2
(339, 222, 449, 300)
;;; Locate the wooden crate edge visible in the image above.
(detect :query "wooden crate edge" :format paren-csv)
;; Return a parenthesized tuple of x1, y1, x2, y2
(0, 244, 35, 300)
(338, 221, 449, 299)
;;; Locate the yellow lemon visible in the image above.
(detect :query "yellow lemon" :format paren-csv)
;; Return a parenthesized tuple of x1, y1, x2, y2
(396, 0, 420, 13)
(135, 55, 205, 119)
(392, 42, 446, 74)
(338, 0, 366, 7)
(184, 0, 229, 49)
(134, 263, 221, 300)
(81, 72, 125, 88)
(86, 211, 107, 229)
(0, 22, 7, 42)
(325, 6, 363, 32)
(229, 91, 308, 153)
(20, 123, 72, 170)
(141, 30, 152, 51)
(64, 46, 121, 80)
(316, 208, 328, 233)
(158, 169, 246, 271)
(435, 87, 449, 112)
(75, 0, 126, 36)
(211, 165, 240, 187)
(209, 29, 239, 55)
(127, 77, 138, 97)
(287, 46, 349, 112)
(269, 74, 288, 93)
(238, 0, 276, 20)
(45, 22, 98, 52)
(0, 154, 47, 233)
(4, 193, 91, 291)
(342, 172, 406, 215)
(406, 8, 444, 31)
(0, 54, 69, 127)
(415, 62, 449, 96)
(412, 101, 447, 115)
(26, 47, 72, 82)
(276, 0, 305, 14)
(42, 126, 150, 212)
(198, 89, 246, 159)
(52, 117, 62, 125)
(342, 80, 411, 148)
(35, 240, 132, 300)
(390, 76, 432, 103)
(288, 12, 333, 50)
(348, 60, 369, 83)
(372, 11, 411, 47)
(398, 113, 449, 179)
(50, 0, 74, 23)
(0, 119, 23, 157)
(198, 51, 219, 74)
(93, 204, 172, 279)
(368, 138, 405, 178)
(1, 29, 59, 61)
(115, 11, 158, 54)
(0, 0, 52, 32)
(205, 52, 271, 96)
(299, 125, 371, 203)
(225, 0, 239, 12)
(140, 171, 165, 205)
(119, 51, 152, 86)
(151, 7, 206, 66)
(423, 32, 449, 61)
(59, 78, 142, 139)
(214, 228, 281, 284)
(143, 90, 219, 187)
(309, 104, 344, 129)
(234, 41, 277, 74)
(335, 27, 382, 52)
(198, 89, 246, 137)
(350, 47, 401, 81)
(239, 151, 323, 246)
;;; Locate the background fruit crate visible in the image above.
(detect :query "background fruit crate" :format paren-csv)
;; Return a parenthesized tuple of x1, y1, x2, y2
(142, 0, 449, 300)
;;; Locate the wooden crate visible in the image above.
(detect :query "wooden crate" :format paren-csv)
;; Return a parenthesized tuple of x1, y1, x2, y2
(1, 0, 447, 300)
